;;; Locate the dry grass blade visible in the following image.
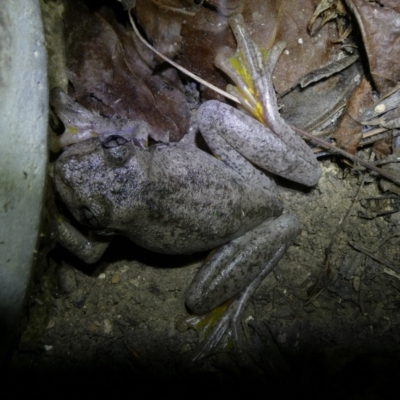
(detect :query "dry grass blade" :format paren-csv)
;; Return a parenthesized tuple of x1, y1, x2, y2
(127, 9, 239, 104)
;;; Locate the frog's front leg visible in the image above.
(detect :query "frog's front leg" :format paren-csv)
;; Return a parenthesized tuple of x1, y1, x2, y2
(182, 214, 299, 359)
(55, 216, 111, 264)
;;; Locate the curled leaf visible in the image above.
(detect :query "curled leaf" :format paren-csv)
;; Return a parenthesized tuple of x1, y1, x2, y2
(308, 0, 349, 39)
(362, 83, 400, 129)
(346, 0, 400, 93)
(281, 61, 363, 131)
(333, 77, 374, 154)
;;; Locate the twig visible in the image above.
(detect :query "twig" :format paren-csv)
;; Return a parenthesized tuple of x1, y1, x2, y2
(361, 127, 388, 139)
(291, 125, 400, 186)
(358, 129, 398, 148)
(350, 241, 400, 272)
(150, 0, 197, 16)
(311, 129, 394, 153)
(327, 175, 366, 260)
(372, 158, 400, 167)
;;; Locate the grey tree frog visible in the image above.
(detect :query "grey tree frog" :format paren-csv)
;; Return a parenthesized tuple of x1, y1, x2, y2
(52, 14, 321, 358)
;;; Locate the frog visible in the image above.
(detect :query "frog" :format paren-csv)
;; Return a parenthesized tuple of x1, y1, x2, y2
(52, 14, 321, 358)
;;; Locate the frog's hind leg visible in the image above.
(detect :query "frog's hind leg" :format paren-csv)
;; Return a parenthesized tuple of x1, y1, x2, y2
(198, 105, 277, 192)
(198, 100, 320, 187)
(181, 214, 300, 360)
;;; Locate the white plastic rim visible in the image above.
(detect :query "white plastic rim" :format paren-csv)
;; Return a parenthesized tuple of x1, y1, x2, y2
(0, 0, 48, 365)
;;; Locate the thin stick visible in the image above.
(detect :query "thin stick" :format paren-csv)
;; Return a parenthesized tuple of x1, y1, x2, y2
(150, 0, 197, 16)
(291, 125, 400, 186)
(350, 241, 400, 272)
(127, 10, 240, 104)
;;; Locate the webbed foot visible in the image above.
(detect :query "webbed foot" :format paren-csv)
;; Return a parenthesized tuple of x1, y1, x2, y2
(178, 215, 299, 361)
(212, 14, 321, 186)
(176, 296, 247, 361)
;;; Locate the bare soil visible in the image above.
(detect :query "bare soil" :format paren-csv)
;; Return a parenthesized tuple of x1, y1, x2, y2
(9, 159, 400, 398)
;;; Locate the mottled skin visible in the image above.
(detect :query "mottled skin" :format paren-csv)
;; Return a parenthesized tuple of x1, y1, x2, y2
(55, 132, 282, 256)
(54, 15, 321, 357)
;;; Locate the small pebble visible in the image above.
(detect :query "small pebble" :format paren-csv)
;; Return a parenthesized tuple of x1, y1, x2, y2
(104, 319, 112, 334)
(130, 278, 140, 287)
(277, 332, 287, 343)
(353, 276, 361, 292)
(111, 273, 121, 284)
(46, 319, 55, 330)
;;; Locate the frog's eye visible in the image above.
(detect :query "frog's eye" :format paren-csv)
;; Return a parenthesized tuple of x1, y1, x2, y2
(102, 135, 128, 148)
(79, 206, 101, 228)
(78, 201, 110, 229)
(102, 134, 133, 165)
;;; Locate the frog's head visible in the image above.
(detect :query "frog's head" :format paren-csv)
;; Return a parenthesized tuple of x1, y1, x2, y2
(54, 136, 138, 232)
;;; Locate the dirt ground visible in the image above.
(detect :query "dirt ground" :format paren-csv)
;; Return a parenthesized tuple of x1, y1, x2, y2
(9, 158, 400, 397)
(6, 1, 400, 398)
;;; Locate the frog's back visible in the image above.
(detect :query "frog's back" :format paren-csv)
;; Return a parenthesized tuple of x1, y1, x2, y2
(124, 143, 281, 254)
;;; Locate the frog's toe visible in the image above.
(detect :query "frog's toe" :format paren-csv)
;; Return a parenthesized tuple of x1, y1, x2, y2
(176, 297, 246, 361)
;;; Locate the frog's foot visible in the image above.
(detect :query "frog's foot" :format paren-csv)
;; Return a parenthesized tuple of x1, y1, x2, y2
(50, 87, 100, 151)
(206, 14, 321, 187)
(50, 87, 148, 152)
(177, 298, 240, 361)
(214, 14, 286, 131)
(177, 254, 282, 362)
(177, 216, 295, 361)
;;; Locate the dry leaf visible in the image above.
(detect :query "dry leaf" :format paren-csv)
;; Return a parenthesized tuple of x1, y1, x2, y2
(333, 77, 373, 154)
(241, 0, 344, 95)
(64, 0, 189, 142)
(281, 61, 363, 131)
(206, 0, 245, 16)
(346, 0, 400, 93)
(373, 137, 392, 160)
(134, 0, 348, 99)
(179, 7, 236, 100)
(134, 0, 197, 58)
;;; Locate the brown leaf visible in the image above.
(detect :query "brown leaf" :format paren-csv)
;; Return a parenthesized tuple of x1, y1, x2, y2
(373, 137, 392, 160)
(243, 0, 344, 95)
(333, 77, 374, 154)
(133, 1, 245, 100)
(179, 8, 236, 100)
(176, 0, 347, 98)
(307, 0, 350, 39)
(206, 0, 246, 16)
(64, 1, 189, 142)
(281, 61, 363, 131)
(134, 0, 195, 58)
(346, 0, 400, 93)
